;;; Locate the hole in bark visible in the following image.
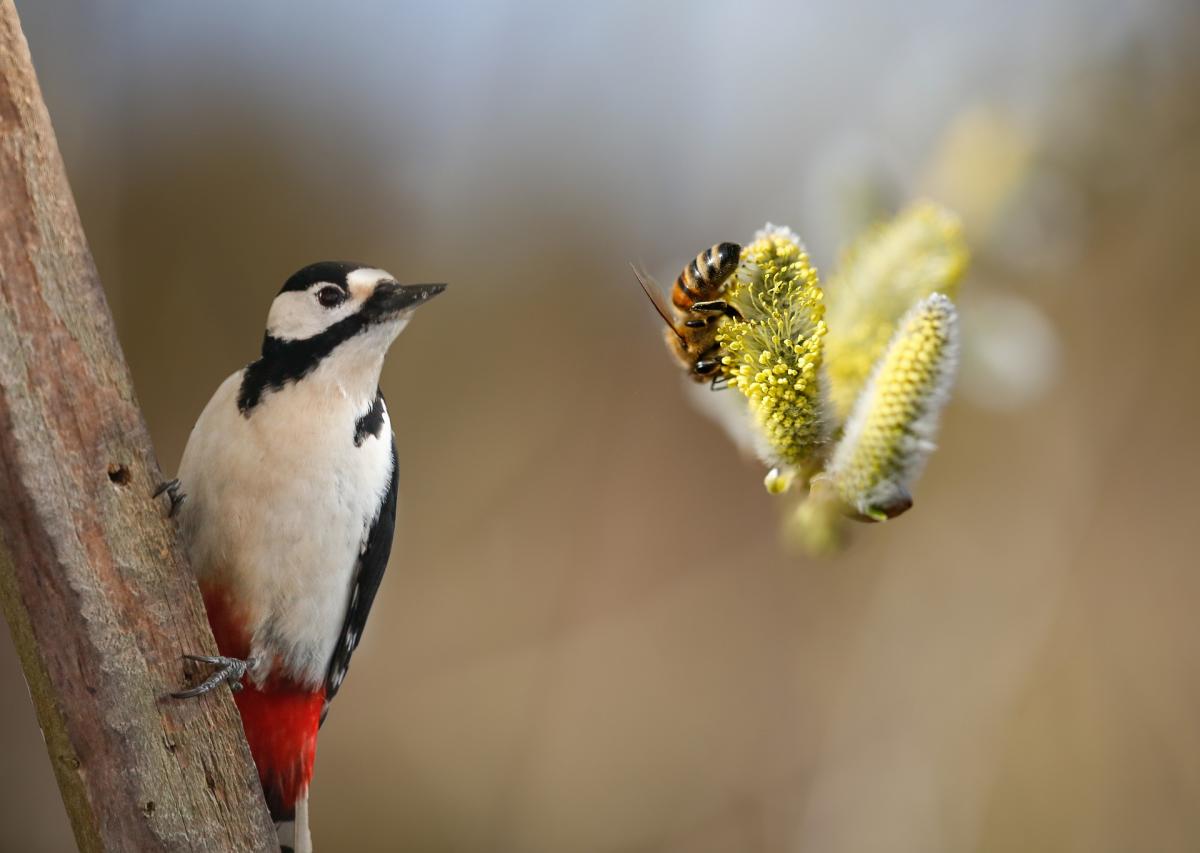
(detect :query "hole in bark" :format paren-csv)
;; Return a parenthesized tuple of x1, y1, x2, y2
(107, 463, 131, 485)
(143, 801, 155, 816)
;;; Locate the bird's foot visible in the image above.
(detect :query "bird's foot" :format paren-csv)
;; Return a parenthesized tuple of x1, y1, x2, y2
(171, 654, 256, 699)
(153, 478, 187, 518)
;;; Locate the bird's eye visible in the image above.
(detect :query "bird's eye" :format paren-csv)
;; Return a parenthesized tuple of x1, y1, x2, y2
(317, 286, 346, 308)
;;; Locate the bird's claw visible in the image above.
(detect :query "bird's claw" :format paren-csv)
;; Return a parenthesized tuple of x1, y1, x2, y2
(171, 654, 254, 699)
(153, 478, 187, 518)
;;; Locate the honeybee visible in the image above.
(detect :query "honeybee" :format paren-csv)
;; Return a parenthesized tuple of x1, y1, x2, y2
(634, 242, 743, 384)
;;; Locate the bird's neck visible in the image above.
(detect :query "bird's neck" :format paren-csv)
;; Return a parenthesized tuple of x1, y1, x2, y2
(309, 346, 386, 412)
(242, 323, 400, 416)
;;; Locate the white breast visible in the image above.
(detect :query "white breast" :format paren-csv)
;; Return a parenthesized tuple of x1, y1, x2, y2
(177, 367, 393, 688)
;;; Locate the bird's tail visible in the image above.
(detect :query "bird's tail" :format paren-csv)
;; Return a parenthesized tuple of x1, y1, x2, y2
(276, 790, 312, 853)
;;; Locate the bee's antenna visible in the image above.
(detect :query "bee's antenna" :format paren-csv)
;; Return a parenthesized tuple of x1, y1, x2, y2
(631, 263, 685, 344)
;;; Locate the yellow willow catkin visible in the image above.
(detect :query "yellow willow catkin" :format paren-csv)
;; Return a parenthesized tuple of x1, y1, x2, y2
(717, 225, 828, 473)
(824, 201, 968, 422)
(825, 293, 959, 521)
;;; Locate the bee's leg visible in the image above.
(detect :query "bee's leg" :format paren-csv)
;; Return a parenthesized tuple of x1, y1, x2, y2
(691, 300, 743, 321)
(709, 374, 730, 391)
(694, 341, 725, 381)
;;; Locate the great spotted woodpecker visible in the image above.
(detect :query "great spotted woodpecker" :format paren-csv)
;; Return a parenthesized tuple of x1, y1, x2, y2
(163, 262, 445, 851)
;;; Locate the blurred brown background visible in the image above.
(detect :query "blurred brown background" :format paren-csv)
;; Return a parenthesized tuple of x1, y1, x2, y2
(4, 1, 1200, 850)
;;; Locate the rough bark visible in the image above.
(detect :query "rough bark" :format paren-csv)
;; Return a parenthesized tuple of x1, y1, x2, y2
(0, 3, 277, 850)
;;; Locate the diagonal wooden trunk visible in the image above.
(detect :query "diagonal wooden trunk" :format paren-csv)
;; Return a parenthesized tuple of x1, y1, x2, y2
(0, 2, 276, 849)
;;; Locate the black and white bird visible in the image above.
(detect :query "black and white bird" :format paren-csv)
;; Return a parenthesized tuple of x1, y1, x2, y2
(164, 262, 445, 852)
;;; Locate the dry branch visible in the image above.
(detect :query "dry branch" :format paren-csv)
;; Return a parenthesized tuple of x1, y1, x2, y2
(0, 2, 276, 850)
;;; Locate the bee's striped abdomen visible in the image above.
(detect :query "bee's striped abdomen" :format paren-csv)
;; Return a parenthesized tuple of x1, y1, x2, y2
(635, 240, 742, 383)
(671, 242, 741, 311)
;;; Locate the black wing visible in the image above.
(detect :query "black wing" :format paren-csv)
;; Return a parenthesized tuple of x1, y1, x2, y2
(322, 435, 398, 723)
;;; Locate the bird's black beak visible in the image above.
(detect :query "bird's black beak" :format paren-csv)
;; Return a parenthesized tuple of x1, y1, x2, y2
(368, 281, 447, 319)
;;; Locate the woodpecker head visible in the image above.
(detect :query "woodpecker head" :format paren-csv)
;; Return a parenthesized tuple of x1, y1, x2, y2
(266, 261, 444, 343)
(238, 261, 446, 414)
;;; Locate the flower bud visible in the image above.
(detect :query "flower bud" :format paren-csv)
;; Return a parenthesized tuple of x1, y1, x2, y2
(825, 202, 968, 422)
(717, 225, 828, 473)
(826, 293, 960, 521)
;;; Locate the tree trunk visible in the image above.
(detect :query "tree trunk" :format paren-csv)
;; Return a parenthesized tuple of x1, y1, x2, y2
(0, 2, 277, 850)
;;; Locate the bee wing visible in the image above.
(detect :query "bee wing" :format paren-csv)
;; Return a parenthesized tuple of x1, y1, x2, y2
(631, 263, 685, 343)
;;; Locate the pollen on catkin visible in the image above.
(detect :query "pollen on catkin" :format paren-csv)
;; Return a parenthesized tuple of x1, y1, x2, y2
(716, 225, 828, 473)
(826, 293, 959, 521)
(824, 201, 968, 422)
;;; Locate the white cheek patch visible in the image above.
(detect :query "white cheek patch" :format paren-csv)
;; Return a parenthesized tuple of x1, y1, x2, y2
(346, 267, 391, 302)
(266, 285, 357, 341)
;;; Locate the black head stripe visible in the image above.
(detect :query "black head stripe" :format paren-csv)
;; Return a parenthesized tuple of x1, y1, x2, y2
(238, 312, 368, 414)
(240, 270, 412, 414)
(279, 261, 368, 294)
